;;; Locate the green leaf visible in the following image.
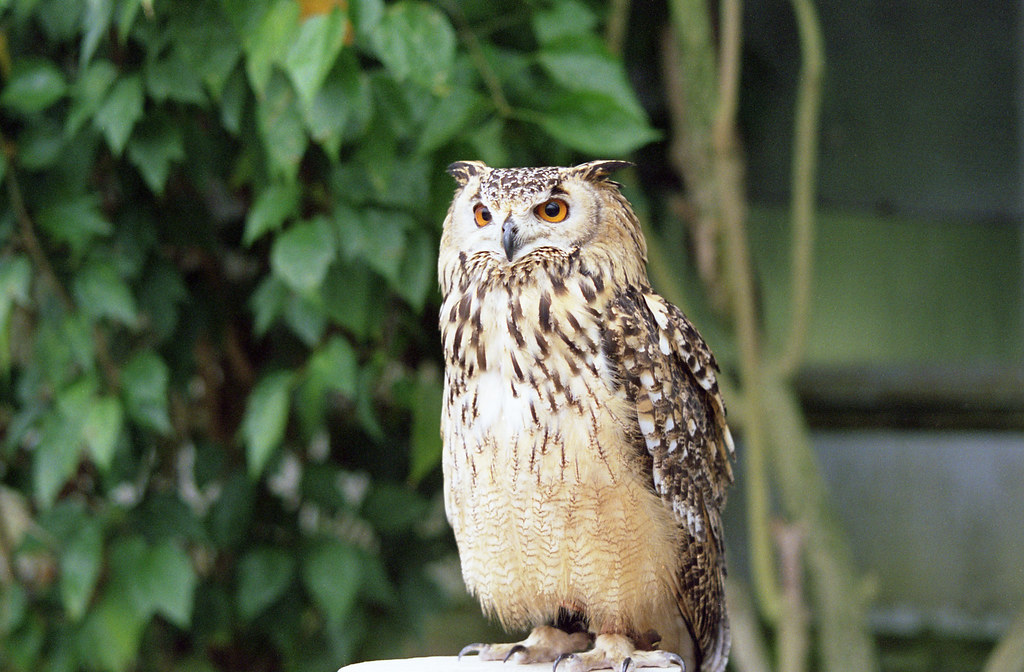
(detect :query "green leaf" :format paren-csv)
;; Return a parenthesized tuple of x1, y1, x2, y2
(0, 58, 67, 113)
(121, 351, 171, 434)
(127, 116, 186, 194)
(538, 36, 646, 118)
(250, 275, 289, 336)
(35, 196, 112, 257)
(270, 216, 336, 292)
(79, 588, 146, 672)
(397, 229, 435, 312)
(335, 207, 407, 288)
(243, 0, 301, 96)
(82, 396, 123, 470)
(80, 0, 113, 66)
(244, 182, 301, 246)
(408, 368, 443, 484)
(66, 59, 118, 137)
(18, 118, 66, 169)
(372, 1, 455, 89)
(60, 520, 103, 621)
(283, 293, 326, 346)
(362, 482, 427, 533)
(237, 547, 295, 620)
(301, 538, 362, 625)
(72, 259, 138, 326)
(242, 371, 295, 478)
(416, 87, 480, 155)
(284, 9, 348, 107)
(532, 0, 597, 46)
(93, 74, 144, 154)
(303, 53, 363, 156)
(322, 262, 375, 339)
(145, 53, 207, 104)
(138, 540, 196, 627)
(296, 335, 358, 431)
(256, 72, 309, 181)
(530, 91, 660, 155)
(32, 409, 84, 508)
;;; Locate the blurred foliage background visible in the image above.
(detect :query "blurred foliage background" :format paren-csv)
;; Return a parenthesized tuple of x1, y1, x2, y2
(0, 1, 1021, 672)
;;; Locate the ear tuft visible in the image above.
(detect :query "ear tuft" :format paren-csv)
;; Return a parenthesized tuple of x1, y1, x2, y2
(446, 161, 489, 187)
(570, 160, 634, 182)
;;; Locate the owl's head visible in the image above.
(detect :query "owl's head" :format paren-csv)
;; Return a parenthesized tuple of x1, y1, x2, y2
(440, 160, 644, 266)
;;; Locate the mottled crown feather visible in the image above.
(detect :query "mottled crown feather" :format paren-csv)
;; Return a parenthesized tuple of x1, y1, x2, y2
(446, 160, 634, 189)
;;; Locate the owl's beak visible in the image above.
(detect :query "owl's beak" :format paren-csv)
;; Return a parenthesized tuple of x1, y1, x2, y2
(501, 220, 519, 262)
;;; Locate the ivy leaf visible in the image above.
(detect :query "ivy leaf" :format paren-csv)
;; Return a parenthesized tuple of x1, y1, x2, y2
(532, 0, 597, 46)
(244, 182, 301, 246)
(372, 1, 455, 90)
(0, 58, 67, 113)
(270, 217, 337, 293)
(35, 196, 112, 258)
(79, 587, 146, 672)
(303, 53, 363, 156)
(416, 87, 481, 155)
(538, 36, 646, 118)
(121, 351, 171, 435)
(72, 259, 138, 326)
(256, 72, 309, 182)
(296, 335, 358, 432)
(284, 9, 348, 107)
(301, 539, 362, 626)
(250, 275, 289, 336)
(408, 368, 443, 485)
(237, 547, 295, 620)
(136, 541, 196, 627)
(145, 53, 207, 105)
(32, 409, 84, 508)
(241, 371, 295, 478)
(243, 0, 301, 96)
(66, 59, 117, 137)
(127, 116, 186, 194)
(530, 91, 660, 155)
(59, 520, 103, 621)
(93, 74, 144, 154)
(82, 396, 124, 470)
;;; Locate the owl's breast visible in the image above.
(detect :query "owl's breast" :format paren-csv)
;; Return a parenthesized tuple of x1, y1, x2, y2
(439, 258, 681, 633)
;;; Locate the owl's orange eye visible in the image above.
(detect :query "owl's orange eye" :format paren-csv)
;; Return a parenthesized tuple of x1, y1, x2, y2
(473, 203, 492, 227)
(535, 199, 569, 223)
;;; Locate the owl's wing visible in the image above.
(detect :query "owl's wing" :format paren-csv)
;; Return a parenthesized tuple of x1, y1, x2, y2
(602, 287, 734, 670)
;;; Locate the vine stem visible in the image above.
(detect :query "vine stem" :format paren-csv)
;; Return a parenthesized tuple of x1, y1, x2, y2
(3, 144, 121, 390)
(775, 0, 825, 378)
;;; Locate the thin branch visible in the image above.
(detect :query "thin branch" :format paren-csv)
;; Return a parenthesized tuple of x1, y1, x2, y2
(713, 0, 743, 153)
(776, 522, 809, 672)
(5, 163, 75, 313)
(4, 148, 121, 390)
(665, 0, 781, 620)
(605, 0, 631, 56)
(444, 2, 513, 118)
(775, 0, 825, 378)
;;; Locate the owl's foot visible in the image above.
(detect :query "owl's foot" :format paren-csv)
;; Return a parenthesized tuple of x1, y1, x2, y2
(552, 634, 685, 672)
(459, 625, 592, 664)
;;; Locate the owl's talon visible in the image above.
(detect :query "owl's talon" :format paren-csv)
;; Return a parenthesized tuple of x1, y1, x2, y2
(553, 653, 581, 672)
(620, 657, 634, 672)
(664, 653, 685, 671)
(504, 645, 528, 663)
(458, 643, 485, 660)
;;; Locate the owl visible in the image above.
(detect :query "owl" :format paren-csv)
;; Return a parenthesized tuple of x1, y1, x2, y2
(437, 161, 735, 672)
